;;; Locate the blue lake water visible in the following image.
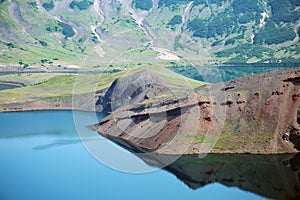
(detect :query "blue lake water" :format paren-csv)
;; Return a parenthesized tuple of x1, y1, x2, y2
(0, 84, 19, 91)
(0, 111, 265, 200)
(169, 64, 299, 83)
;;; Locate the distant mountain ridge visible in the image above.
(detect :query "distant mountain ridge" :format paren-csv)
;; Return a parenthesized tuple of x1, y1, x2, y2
(0, 0, 299, 66)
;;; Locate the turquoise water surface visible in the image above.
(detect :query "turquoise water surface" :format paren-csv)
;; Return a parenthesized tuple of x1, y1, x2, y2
(0, 111, 264, 200)
(169, 64, 298, 83)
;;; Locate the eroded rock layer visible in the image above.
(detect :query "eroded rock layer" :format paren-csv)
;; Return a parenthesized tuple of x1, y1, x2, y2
(94, 68, 300, 154)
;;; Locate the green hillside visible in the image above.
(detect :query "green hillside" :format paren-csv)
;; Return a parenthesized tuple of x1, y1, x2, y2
(0, 66, 204, 110)
(0, 0, 299, 67)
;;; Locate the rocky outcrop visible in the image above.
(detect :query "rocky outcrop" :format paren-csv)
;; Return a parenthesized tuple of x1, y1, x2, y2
(95, 69, 177, 113)
(94, 68, 300, 154)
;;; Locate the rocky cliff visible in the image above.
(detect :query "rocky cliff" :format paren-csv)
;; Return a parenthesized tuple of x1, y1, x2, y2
(95, 69, 171, 113)
(94, 67, 300, 154)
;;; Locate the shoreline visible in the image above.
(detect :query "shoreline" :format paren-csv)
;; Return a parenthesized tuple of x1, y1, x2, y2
(95, 124, 298, 155)
(0, 103, 95, 113)
(0, 81, 25, 87)
(0, 65, 123, 74)
(1, 62, 299, 74)
(2, 67, 300, 155)
(1, 105, 298, 155)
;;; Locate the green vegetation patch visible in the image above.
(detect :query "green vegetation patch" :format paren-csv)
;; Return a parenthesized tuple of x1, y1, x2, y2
(42, 0, 55, 11)
(0, 0, 22, 30)
(192, 134, 218, 144)
(186, 0, 263, 39)
(214, 131, 273, 151)
(0, 66, 203, 106)
(69, 0, 93, 10)
(268, 0, 299, 23)
(132, 0, 153, 11)
(225, 35, 244, 46)
(138, 65, 205, 89)
(158, 0, 209, 7)
(168, 15, 182, 26)
(0, 72, 124, 105)
(231, 0, 261, 14)
(38, 40, 48, 47)
(27, 1, 38, 9)
(0, 73, 62, 86)
(187, 13, 239, 39)
(215, 44, 274, 63)
(58, 22, 75, 38)
(254, 26, 296, 45)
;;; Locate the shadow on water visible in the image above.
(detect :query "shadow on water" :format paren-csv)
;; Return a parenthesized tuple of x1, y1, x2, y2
(0, 130, 75, 139)
(134, 153, 300, 200)
(33, 138, 82, 150)
(32, 137, 106, 150)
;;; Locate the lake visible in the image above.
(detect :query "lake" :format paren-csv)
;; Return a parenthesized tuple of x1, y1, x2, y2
(0, 111, 269, 200)
(0, 84, 19, 91)
(169, 64, 299, 83)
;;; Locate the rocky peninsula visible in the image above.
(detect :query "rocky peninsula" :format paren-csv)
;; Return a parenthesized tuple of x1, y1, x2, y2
(94, 67, 300, 154)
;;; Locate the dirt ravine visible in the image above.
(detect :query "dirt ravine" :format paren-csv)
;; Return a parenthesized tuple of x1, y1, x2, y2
(182, 1, 193, 25)
(119, 0, 182, 61)
(119, 0, 155, 44)
(7, 0, 32, 35)
(91, 0, 106, 57)
(91, 0, 104, 43)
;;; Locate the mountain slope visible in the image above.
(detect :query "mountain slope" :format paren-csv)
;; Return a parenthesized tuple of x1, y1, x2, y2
(0, 66, 204, 111)
(0, 0, 299, 66)
(95, 65, 204, 112)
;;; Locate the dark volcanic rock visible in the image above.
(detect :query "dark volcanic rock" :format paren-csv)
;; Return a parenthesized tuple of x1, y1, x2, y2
(95, 70, 170, 113)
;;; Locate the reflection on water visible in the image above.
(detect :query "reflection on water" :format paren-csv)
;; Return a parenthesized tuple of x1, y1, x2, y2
(134, 153, 300, 200)
(0, 111, 294, 199)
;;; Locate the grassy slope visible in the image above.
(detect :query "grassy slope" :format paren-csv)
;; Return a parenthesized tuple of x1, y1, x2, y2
(0, 0, 84, 65)
(128, 65, 205, 88)
(0, 0, 101, 66)
(0, 73, 63, 86)
(0, 72, 122, 104)
(0, 66, 205, 108)
(0, 0, 169, 67)
(1, 0, 299, 67)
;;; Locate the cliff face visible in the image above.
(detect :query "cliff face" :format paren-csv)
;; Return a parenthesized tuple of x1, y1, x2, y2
(94, 68, 300, 154)
(210, 68, 300, 153)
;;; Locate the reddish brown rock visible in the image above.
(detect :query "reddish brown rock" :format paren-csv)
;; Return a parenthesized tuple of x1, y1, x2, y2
(94, 68, 300, 154)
